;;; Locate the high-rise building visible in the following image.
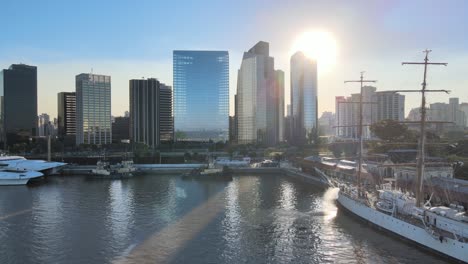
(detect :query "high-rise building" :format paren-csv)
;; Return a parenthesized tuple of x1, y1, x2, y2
(275, 70, 285, 142)
(0, 64, 38, 146)
(173, 50, 229, 141)
(290, 51, 318, 145)
(112, 116, 130, 143)
(37, 113, 55, 137)
(236, 41, 283, 145)
(75, 73, 112, 145)
(57, 92, 76, 137)
(318, 111, 335, 136)
(335, 86, 404, 139)
(407, 98, 467, 133)
(376, 91, 405, 121)
(460, 103, 468, 128)
(229, 116, 237, 143)
(129, 78, 173, 148)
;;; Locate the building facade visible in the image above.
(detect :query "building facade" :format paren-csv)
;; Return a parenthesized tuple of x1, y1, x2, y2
(57, 92, 76, 137)
(0, 64, 38, 147)
(335, 86, 404, 139)
(173, 50, 229, 141)
(112, 116, 130, 143)
(37, 113, 56, 137)
(407, 98, 466, 133)
(290, 52, 318, 145)
(129, 78, 173, 148)
(75, 73, 112, 145)
(460, 103, 468, 128)
(376, 92, 405, 121)
(236, 41, 283, 145)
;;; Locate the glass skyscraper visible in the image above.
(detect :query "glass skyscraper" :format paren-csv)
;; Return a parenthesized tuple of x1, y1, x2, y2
(75, 73, 111, 145)
(290, 51, 318, 145)
(0, 64, 38, 147)
(173, 50, 229, 141)
(236, 41, 283, 146)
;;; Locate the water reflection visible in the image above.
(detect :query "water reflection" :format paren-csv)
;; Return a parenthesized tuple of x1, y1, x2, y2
(106, 180, 135, 249)
(0, 175, 450, 264)
(221, 179, 241, 262)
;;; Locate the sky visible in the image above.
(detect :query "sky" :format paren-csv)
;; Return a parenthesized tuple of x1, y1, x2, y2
(1, 0, 468, 118)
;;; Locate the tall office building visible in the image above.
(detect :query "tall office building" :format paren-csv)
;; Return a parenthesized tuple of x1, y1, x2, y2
(75, 73, 111, 145)
(112, 116, 130, 143)
(275, 70, 285, 142)
(236, 41, 283, 145)
(129, 78, 173, 148)
(290, 51, 318, 145)
(173, 50, 229, 141)
(57, 92, 76, 137)
(37, 113, 55, 137)
(0, 64, 38, 146)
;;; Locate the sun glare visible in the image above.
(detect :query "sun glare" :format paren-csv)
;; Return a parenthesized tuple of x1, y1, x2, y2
(291, 30, 338, 73)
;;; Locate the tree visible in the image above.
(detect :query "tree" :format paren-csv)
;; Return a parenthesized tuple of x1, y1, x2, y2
(175, 130, 187, 140)
(329, 143, 343, 158)
(370, 119, 408, 141)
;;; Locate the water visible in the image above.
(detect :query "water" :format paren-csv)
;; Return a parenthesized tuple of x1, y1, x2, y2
(0, 175, 448, 264)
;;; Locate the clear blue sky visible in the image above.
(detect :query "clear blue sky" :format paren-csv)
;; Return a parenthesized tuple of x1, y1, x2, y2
(1, 0, 468, 118)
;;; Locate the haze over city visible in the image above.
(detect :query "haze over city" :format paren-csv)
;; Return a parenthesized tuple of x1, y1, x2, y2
(1, 0, 468, 118)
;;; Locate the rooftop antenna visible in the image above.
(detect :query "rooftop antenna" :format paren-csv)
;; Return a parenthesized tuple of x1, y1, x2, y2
(402, 49, 447, 207)
(344, 71, 377, 192)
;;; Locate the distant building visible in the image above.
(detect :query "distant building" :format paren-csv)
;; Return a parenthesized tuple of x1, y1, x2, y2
(407, 97, 466, 133)
(290, 51, 318, 145)
(318, 111, 335, 136)
(129, 78, 173, 148)
(460, 103, 468, 128)
(376, 91, 405, 121)
(236, 41, 283, 145)
(75, 73, 112, 145)
(37, 113, 55, 137)
(335, 86, 405, 139)
(112, 116, 130, 143)
(173, 50, 229, 141)
(57, 92, 76, 138)
(0, 64, 38, 147)
(229, 116, 237, 143)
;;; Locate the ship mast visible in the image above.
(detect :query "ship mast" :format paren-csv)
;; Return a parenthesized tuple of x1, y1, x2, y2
(344, 72, 377, 190)
(402, 50, 447, 207)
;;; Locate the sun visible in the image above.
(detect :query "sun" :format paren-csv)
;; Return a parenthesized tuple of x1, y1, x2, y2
(291, 30, 338, 74)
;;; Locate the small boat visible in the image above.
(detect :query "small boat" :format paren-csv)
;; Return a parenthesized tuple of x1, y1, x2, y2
(0, 167, 44, 185)
(182, 166, 233, 181)
(89, 160, 136, 179)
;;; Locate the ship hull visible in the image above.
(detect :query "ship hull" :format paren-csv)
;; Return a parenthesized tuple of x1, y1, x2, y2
(337, 192, 468, 263)
(0, 178, 30, 185)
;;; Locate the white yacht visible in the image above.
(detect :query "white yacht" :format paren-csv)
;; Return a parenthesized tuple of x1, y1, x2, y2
(0, 167, 44, 185)
(0, 155, 66, 175)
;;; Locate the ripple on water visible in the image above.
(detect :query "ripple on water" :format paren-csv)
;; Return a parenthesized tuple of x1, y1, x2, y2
(0, 175, 452, 264)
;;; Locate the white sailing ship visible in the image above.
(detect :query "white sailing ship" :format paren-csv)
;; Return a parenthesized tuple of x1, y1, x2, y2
(336, 52, 468, 262)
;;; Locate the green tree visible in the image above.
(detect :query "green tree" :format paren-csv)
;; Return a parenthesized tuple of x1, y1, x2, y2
(370, 119, 408, 141)
(175, 130, 187, 140)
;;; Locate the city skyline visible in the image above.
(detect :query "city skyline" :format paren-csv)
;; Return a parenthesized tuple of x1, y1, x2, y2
(1, 1, 468, 119)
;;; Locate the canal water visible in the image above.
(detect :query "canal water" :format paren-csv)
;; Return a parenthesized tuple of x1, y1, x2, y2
(0, 174, 448, 264)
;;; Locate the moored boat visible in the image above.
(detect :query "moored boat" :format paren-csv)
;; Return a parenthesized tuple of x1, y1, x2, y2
(0, 168, 44, 186)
